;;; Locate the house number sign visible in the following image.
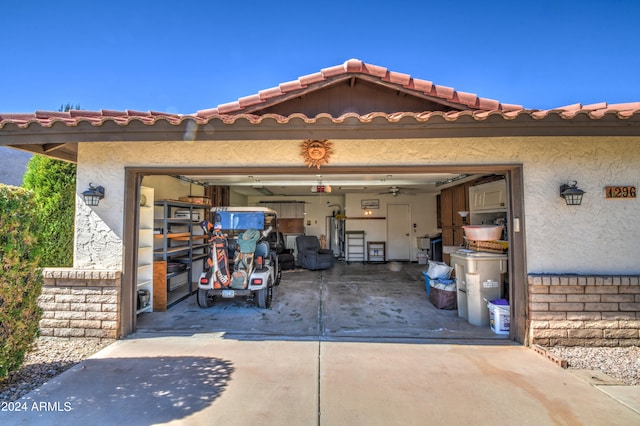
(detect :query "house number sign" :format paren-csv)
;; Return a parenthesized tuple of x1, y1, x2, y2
(605, 186, 636, 199)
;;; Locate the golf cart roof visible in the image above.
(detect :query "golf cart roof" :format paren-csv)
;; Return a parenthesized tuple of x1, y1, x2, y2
(211, 206, 278, 215)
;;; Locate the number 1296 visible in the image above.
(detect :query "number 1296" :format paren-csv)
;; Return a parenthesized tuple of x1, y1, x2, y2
(605, 186, 636, 199)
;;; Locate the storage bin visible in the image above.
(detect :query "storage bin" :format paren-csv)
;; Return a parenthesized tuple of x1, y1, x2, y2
(487, 300, 510, 334)
(462, 225, 504, 241)
(430, 286, 457, 310)
(423, 271, 456, 296)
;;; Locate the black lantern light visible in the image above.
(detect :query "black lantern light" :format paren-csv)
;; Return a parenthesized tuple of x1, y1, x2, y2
(560, 181, 585, 206)
(82, 183, 105, 206)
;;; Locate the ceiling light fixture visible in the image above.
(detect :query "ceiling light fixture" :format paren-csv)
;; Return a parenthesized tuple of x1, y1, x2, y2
(253, 187, 274, 196)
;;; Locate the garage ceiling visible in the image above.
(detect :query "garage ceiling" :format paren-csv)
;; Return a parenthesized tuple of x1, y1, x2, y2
(180, 172, 479, 197)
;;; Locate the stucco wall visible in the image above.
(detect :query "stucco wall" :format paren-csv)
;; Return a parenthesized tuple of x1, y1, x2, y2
(75, 136, 640, 274)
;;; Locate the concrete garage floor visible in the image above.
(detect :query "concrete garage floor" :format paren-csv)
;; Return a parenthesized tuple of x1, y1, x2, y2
(137, 261, 507, 342)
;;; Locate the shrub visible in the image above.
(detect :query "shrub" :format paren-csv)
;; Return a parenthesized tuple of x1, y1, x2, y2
(22, 155, 76, 267)
(0, 185, 43, 379)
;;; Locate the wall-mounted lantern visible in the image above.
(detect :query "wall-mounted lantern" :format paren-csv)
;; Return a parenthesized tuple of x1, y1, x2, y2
(82, 183, 105, 206)
(560, 181, 585, 206)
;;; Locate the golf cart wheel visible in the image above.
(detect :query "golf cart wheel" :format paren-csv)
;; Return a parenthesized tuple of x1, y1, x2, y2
(197, 288, 215, 308)
(275, 261, 282, 286)
(256, 278, 273, 309)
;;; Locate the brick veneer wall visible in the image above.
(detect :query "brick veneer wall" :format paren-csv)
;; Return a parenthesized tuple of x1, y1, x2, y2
(528, 275, 640, 347)
(39, 268, 121, 340)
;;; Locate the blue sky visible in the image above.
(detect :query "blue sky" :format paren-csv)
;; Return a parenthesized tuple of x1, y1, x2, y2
(2, 1, 639, 114)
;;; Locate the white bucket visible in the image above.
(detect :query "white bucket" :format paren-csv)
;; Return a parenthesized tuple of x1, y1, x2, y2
(487, 301, 510, 334)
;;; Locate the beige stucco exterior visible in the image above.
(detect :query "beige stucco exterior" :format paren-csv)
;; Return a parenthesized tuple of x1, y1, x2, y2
(75, 135, 640, 275)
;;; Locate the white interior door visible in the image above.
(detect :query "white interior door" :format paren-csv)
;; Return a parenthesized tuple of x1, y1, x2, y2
(387, 204, 411, 260)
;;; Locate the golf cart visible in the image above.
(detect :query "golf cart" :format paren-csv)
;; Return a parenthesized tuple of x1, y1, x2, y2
(197, 207, 281, 309)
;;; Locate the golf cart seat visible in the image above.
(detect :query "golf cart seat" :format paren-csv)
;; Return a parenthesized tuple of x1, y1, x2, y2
(266, 231, 295, 270)
(254, 240, 270, 269)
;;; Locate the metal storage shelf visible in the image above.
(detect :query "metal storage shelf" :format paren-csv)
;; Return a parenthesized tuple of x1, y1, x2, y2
(153, 200, 210, 309)
(345, 231, 365, 263)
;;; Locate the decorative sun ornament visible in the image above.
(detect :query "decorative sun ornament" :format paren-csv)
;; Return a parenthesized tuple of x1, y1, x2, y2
(301, 139, 333, 169)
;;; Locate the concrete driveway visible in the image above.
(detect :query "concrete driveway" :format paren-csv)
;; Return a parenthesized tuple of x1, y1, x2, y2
(6, 337, 640, 425)
(5, 262, 640, 425)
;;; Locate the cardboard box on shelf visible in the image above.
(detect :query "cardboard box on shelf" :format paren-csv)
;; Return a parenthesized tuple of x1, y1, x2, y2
(179, 196, 211, 205)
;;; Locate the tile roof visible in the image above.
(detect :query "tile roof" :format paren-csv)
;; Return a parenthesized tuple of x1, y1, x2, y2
(0, 59, 639, 130)
(196, 59, 523, 116)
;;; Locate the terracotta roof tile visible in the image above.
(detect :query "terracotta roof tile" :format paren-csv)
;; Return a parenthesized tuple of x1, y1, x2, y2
(407, 78, 434, 94)
(195, 107, 218, 117)
(279, 79, 305, 92)
(582, 102, 608, 111)
(453, 91, 479, 108)
(554, 103, 583, 112)
(433, 85, 455, 100)
(217, 101, 242, 114)
(238, 94, 263, 108)
(258, 86, 283, 100)
(298, 71, 324, 86)
(608, 102, 640, 111)
(477, 97, 500, 110)
(344, 58, 364, 73)
(100, 109, 126, 117)
(321, 63, 348, 78)
(361, 62, 387, 78)
(384, 70, 411, 86)
(500, 103, 523, 112)
(3, 103, 640, 131)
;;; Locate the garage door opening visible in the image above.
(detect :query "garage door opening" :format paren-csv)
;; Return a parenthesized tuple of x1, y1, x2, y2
(123, 165, 526, 343)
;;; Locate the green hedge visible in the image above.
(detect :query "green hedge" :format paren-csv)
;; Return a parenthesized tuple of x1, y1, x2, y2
(0, 185, 43, 379)
(22, 155, 76, 267)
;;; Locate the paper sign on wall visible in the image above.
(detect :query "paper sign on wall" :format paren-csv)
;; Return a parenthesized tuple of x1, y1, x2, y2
(483, 280, 499, 288)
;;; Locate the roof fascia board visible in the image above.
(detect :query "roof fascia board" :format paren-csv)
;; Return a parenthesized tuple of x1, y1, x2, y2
(6, 144, 77, 162)
(1, 115, 639, 146)
(0, 120, 640, 151)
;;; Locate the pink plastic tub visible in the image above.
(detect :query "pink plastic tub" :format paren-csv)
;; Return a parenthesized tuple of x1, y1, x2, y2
(462, 225, 504, 241)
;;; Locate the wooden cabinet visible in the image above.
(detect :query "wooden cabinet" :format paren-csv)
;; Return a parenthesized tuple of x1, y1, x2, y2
(469, 180, 507, 212)
(440, 184, 469, 248)
(206, 185, 230, 208)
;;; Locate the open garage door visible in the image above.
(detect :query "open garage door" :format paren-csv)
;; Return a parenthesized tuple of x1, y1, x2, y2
(123, 165, 526, 344)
